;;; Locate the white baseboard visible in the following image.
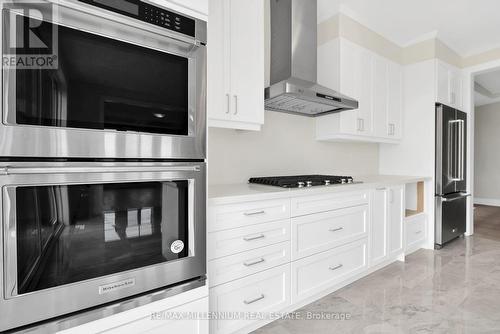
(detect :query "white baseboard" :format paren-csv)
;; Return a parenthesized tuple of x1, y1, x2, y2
(474, 197, 500, 207)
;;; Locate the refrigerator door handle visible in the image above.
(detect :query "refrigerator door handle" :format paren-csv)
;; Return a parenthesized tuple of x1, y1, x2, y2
(440, 193, 470, 202)
(448, 120, 463, 181)
(458, 119, 465, 181)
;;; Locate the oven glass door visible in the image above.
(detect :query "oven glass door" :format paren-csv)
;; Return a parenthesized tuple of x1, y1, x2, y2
(5, 175, 202, 297)
(5, 12, 189, 135)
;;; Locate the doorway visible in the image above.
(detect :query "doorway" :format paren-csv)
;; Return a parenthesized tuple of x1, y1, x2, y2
(470, 67, 500, 241)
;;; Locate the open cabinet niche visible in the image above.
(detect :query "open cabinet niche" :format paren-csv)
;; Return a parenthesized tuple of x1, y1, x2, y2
(405, 181, 425, 217)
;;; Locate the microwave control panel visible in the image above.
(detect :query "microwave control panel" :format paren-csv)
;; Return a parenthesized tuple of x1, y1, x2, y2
(78, 0, 196, 37)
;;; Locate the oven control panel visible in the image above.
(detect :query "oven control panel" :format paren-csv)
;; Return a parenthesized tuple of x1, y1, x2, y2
(78, 0, 196, 37)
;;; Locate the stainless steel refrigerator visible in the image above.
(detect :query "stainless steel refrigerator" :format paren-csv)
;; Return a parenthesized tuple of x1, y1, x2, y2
(435, 103, 469, 249)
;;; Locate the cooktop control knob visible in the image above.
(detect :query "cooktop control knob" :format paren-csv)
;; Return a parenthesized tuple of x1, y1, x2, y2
(324, 180, 331, 185)
(306, 181, 313, 187)
(297, 181, 305, 188)
(348, 179, 353, 184)
(341, 178, 347, 184)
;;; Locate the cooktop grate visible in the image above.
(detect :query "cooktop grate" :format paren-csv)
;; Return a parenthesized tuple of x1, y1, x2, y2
(248, 175, 358, 188)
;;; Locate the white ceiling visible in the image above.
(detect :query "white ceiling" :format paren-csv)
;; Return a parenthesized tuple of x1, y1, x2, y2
(475, 69, 500, 106)
(318, 0, 500, 57)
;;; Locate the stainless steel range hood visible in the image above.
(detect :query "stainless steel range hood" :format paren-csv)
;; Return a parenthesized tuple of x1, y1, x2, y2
(265, 0, 358, 116)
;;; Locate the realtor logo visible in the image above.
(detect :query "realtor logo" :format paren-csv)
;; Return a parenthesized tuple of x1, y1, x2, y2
(2, 0, 58, 69)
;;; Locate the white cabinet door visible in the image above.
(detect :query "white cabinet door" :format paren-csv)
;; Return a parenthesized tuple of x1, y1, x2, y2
(388, 186, 404, 256)
(338, 39, 359, 135)
(372, 55, 388, 138)
(436, 60, 463, 110)
(387, 61, 402, 139)
(450, 69, 463, 110)
(207, 0, 230, 121)
(291, 238, 367, 303)
(436, 61, 450, 106)
(370, 188, 388, 266)
(228, 0, 264, 125)
(210, 264, 291, 334)
(356, 49, 374, 135)
(207, 0, 264, 130)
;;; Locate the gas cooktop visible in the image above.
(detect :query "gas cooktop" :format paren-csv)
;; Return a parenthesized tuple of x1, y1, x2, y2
(248, 175, 360, 188)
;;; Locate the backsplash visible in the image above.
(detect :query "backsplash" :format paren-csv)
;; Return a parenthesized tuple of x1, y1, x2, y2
(208, 111, 379, 185)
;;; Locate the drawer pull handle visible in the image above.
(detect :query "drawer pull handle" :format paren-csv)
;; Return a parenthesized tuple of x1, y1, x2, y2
(329, 227, 344, 232)
(244, 210, 266, 216)
(243, 258, 265, 267)
(243, 234, 265, 241)
(415, 230, 422, 235)
(243, 294, 265, 305)
(329, 264, 343, 271)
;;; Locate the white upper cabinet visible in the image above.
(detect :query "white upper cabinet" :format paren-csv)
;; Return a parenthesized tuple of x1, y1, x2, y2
(387, 61, 403, 139)
(316, 38, 402, 143)
(207, 0, 265, 131)
(436, 60, 463, 110)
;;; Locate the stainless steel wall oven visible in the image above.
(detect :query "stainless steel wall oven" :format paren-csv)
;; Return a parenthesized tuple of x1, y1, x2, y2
(0, 0, 207, 332)
(1, 0, 206, 160)
(0, 162, 206, 331)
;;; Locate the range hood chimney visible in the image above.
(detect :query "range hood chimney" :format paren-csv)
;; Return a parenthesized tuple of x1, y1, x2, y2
(265, 0, 358, 116)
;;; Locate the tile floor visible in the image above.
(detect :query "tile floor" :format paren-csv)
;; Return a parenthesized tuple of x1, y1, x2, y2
(253, 234, 500, 333)
(474, 205, 500, 241)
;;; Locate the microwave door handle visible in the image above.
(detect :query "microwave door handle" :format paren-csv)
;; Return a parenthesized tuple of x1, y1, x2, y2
(1, 165, 201, 175)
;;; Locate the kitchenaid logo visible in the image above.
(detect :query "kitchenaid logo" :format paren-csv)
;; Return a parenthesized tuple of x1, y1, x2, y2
(99, 278, 136, 295)
(2, 1, 58, 69)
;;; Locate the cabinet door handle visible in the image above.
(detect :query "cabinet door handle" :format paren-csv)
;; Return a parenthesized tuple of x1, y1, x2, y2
(243, 294, 265, 305)
(234, 95, 238, 115)
(243, 210, 265, 216)
(361, 118, 365, 131)
(243, 257, 265, 267)
(357, 118, 363, 131)
(226, 94, 230, 114)
(329, 227, 344, 232)
(329, 264, 343, 271)
(243, 234, 265, 241)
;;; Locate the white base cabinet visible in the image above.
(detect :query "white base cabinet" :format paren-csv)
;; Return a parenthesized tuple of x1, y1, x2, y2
(316, 38, 402, 143)
(208, 183, 414, 334)
(370, 186, 404, 267)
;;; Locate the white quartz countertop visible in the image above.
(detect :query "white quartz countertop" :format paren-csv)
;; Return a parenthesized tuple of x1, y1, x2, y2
(208, 175, 431, 205)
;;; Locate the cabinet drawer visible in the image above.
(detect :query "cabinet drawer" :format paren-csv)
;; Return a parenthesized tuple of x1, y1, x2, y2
(291, 190, 369, 217)
(291, 239, 367, 303)
(406, 215, 426, 249)
(208, 219, 290, 260)
(292, 205, 368, 260)
(208, 198, 290, 232)
(210, 264, 291, 334)
(99, 297, 208, 334)
(208, 241, 291, 287)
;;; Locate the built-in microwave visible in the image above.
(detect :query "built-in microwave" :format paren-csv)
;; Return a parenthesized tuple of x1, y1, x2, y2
(0, 161, 206, 331)
(1, 0, 206, 160)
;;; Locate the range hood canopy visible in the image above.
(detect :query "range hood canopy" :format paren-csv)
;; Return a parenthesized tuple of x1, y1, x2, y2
(265, 0, 358, 116)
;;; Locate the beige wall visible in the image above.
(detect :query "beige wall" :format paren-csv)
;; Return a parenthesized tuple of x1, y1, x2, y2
(474, 102, 500, 201)
(208, 111, 379, 185)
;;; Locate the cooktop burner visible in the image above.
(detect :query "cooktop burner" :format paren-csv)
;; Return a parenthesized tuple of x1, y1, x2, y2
(248, 175, 360, 188)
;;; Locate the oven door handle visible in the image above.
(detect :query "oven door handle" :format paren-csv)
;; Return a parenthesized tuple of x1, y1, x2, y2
(1, 165, 201, 175)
